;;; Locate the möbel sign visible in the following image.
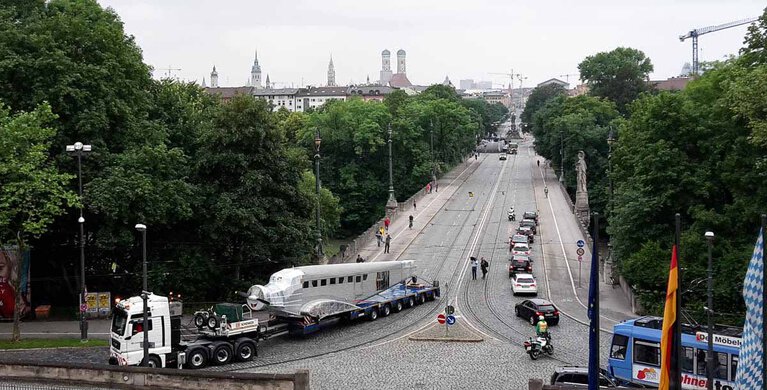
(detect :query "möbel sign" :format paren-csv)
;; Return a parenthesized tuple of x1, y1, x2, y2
(694, 332, 741, 348)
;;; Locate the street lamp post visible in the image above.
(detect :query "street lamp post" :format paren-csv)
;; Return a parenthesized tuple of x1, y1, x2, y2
(386, 124, 397, 214)
(607, 129, 616, 217)
(559, 132, 565, 183)
(66, 141, 92, 342)
(314, 130, 323, 259)
(135, 223, 149, 366)
(704, 230, 715, 390)
(430, 121, 436, 186)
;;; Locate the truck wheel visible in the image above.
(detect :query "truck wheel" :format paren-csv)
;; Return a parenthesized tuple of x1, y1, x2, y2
(185, 348, 208, 369)
(406, 297, 415, 308)
(212, 343, 233, 365)
(417, 293, 426, 304)
(194, 314, 206, 328)
(145, 355, 161, 368)
(393, 301, 403, 312)
(207, 315, 219, 330)
(381, 305, 391, 317)
(426, 292, 436, 301)
(235, 341, 257, 362)
(368, 308, 379, 321)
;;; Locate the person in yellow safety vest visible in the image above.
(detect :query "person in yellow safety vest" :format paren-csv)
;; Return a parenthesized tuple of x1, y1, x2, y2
(536, 315, 549, 338)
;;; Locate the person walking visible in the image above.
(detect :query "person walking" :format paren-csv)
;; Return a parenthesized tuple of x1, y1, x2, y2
(413, 199, 417, 210)
(384, 216, 391, 232)
(544, 186, 549, 198)
(356, 254, 365, 263)
(480, 257, 489, 279)
(435, 182, 439, 192)
(426, 183, 431, 194)
(470, 257, 478, 280)
(408, 215, 414, 229)
(537, 160, 540, 167)
(384, 234, 392, 254)
(375, 229, 382, 247)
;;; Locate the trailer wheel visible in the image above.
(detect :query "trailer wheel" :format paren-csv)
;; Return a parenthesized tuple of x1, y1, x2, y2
(185, 348, 208, 369)
(194, 313, 206, 328)
(381, 304, 391, 317)
(368, 307, 379, 321)
(406, 297, 415, 308)
(417, 293, 426, 304)
(393, 300, 403, 313)
(207, 315, 219, 330)
(235, 341, 257, 362)
(145, 355, 161, 368)
(212, 343, 233, 365)
(426, 292, 436, 301)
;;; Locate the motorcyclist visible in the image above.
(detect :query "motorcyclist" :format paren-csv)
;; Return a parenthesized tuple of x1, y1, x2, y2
(508, 207, 515, 221)
(535, 315, 550, 342)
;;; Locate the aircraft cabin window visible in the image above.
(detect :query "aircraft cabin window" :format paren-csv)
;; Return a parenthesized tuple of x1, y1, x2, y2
(303, 281, 309, 288)
(330, 278, 336, 285)
(321, 279, 327, 286)
(356, 276, 361, 283)
(348, 276, 353, 283)
(312, 280, 318, 287)
(363, 274, 368, 281)
(338, 277, 344, 284)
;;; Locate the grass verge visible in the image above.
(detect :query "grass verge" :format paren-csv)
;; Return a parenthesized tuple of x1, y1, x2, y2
(0, 338, 109, 350)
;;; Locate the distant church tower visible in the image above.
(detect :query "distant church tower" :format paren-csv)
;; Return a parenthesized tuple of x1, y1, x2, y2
(327, 56, 336, 86)
(250, 51, 262, 89)
(210, 66, 219, 88)
(396, 49, 406, 75)
(265, 74, 271, 89)
(379, 49, 392, 85)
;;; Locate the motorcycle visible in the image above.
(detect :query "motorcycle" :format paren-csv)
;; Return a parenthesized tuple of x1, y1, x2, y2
(524, 334, 553, 360)
(508, 210, 516, 221)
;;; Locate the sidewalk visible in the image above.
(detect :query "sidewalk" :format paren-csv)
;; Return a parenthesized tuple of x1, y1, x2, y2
(0, 319, 112, 340)
(357, 157, 482, 263)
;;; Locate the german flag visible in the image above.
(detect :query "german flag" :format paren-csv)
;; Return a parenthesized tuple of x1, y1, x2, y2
(659, 245, 679, 390)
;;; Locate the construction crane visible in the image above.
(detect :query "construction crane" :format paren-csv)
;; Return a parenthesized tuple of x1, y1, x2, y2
(490, 70, 524, 111)
(157, 65, 182, 79)
(558, 74, 579, 84)
(679, 17, 758, 75)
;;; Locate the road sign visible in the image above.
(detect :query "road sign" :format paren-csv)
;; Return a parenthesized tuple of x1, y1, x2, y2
(446, 315, 456, 325)
(576, 248, 585, 256)
(577, 240, 585, 248)
(445, 305, 455, 315)
(437, 314, 446, 324)
(578, 255, 583, 262)
(80, 304, 87, 312)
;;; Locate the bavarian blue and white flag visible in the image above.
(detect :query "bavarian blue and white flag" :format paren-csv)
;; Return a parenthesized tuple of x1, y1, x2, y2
(736, 228, 764, 389)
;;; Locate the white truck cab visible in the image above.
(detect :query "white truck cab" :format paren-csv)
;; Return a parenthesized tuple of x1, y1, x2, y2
(109, 293, 181, 368)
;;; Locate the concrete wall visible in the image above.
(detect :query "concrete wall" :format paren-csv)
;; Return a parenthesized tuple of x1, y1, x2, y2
(0, 361, 309, 390)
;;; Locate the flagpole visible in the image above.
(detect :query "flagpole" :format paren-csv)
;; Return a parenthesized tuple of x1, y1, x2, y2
(674, 213, 682, 390)
(761, 213, 766, 389)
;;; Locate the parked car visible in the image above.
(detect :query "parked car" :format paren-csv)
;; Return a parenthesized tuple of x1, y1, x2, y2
(516, 226, 534, 243)
(508, 256, 532, 277)
(512, 242, 531, 256)
(515, 298, 560, 325)
(511, 273, 538, 296)
(519, 219, 537, 234)
(523, 211, 539, 225)
(511, 234, 529, 246)
(550, 366, 649, 388)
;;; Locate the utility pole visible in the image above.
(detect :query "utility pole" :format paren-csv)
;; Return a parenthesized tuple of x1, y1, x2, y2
(704, 231, 715, 390)
(386, 124, 397, 215)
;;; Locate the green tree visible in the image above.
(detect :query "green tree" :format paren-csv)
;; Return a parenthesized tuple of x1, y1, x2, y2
(740, 7, 767, 67)
(578, 47, 653, 114)
(520, 83, 567, 128)
(298, 170, 343, 238)
(0, 103, 76, 341)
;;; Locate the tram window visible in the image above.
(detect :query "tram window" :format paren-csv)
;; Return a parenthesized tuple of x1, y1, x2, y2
(303, 281, 309, 288)
(714, 352, 728, 380)
(321, 279, 327, 286)
(633, 339, 660, 367)
(609, 334, 628, 360)
(348, 276, 353, 283)
(696, 349, 707, 375)
(312, 280, 318, 287)
(330, 278, 336, 285)
(356, 276, 361, 283)
(682, 347, 694, 373)
(731, 355, 739, 382)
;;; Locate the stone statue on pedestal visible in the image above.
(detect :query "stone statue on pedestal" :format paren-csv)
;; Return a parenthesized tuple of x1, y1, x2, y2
(574, 150, 590, 228)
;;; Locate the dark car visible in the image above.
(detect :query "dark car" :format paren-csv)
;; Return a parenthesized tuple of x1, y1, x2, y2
(523, 211, 539, 224)
(516, 226, 534, 243)
(508, 256, 532, 277)
(515, 298, 559, 325)
(519, 219, 537, 234)
(550, 366, 650, 388)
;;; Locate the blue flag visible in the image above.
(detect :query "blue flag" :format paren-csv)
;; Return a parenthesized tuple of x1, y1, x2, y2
(588, 216, 600, 390)
(736, 228, 764, 388)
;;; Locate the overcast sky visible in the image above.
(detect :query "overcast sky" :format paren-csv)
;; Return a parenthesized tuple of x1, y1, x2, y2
(98, 0, 764, 89)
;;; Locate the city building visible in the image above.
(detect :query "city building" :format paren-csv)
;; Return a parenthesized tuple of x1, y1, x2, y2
(347, 85, 393, 102)
(379, 50, 393, 86)
(296, 86, 347, 111)
(537, 78, 570, 89)
(460, 79, 474, 90)
(442, 76, 454, 88)
(250, 51, 263, 89)
(650, 76, 691, 91)
(252, 88, 299, 111)
(210, 66, 219, 88)
(378, 49, 412, 87)
(327, 56, 337, 87)
(474, 80, 492, 89)
(205, 86, 254, 102)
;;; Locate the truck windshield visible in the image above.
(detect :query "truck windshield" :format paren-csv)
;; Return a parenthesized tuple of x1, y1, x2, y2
(111, 308, 128, 336)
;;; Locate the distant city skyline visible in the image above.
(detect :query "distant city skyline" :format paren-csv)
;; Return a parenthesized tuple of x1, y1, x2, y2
(98, 0, 764, 88)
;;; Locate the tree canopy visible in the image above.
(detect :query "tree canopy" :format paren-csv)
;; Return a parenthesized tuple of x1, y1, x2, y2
(578, 47, 653, 114)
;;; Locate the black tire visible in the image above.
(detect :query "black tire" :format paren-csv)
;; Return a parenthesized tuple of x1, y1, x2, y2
(145, 355, 161, 368)
(529, 349, 540, 360)
(207, 315, 219, 330)
(514, 307, 520, 317)
(193, 314, 206, 328)
(185, 348, 208, 369)
(235, 341, 256, 362)
(393, 300, 403, 312)
(530, 315, 537, 325)
(417, 293, 426, 304)
(545, 344, 554, 355)
(212, 343, 233, 365)
(426, 292, 436, 301)
(406, 297, 415, 308)
(368, 307, 379, 321)
(381, 305, 391, 317)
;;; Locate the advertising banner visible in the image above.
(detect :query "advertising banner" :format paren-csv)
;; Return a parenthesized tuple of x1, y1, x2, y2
(0, 247, 31, 320)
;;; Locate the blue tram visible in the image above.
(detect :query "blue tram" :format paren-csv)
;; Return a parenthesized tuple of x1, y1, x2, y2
(607, 316, 741, 390)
